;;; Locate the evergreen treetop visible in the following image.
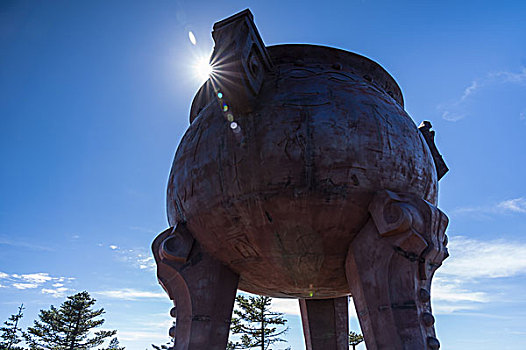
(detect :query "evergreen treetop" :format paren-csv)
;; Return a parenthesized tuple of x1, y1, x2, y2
(24, 291, 116, 350)
(349, 330, 364, 350)
(228, 295, 289, 350)
(0, 304, 25, 350)
(100, 337, 125, 350)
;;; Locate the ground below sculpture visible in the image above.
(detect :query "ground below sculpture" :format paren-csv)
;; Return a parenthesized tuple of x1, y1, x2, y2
(152, 9, 449, 350)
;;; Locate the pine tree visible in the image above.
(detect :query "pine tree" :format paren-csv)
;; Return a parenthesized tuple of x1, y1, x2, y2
(0, 304, 25, 350)
(150, 340, 172, 350)
(229, 295, 288, 350)
(150, 322, 175, 350)
(348, 331, 364, 350)
(101, 337, 124, 350)
(24, 291, 116, 350)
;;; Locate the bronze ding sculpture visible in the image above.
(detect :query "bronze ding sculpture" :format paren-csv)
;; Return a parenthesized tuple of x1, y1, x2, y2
(153, 9, 449, 350)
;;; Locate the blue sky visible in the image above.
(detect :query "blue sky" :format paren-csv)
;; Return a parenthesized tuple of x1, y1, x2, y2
(1, 1, 525, 349)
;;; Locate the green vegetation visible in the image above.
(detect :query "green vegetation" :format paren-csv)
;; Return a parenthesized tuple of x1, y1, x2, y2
(2, 291, 364, 350)
(102, 338, 125, 350)
(349, 330, 364, 349)
(23, 291, 117, 350)
(0, 304, 25, 350)
(228, 295, 289, 350)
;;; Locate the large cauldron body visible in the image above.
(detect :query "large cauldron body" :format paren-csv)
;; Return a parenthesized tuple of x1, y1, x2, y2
(167, 45, 437, 299)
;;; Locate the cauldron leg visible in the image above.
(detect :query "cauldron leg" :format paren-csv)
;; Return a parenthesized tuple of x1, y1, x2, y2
(345, 190, 449, 350)
(299, 297, 349, 350)
(152, 224, 239, 350)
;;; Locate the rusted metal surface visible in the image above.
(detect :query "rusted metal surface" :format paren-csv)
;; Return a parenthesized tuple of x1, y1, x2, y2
(169, 42, 438, 298)
(299, 297, 349, 350)
(154, 9, 449, 350)
(153, 225, 239, 350)
(345, 190, 448, 349)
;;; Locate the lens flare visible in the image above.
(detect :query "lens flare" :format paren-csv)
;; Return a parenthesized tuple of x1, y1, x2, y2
(188, 31, 197, 45)
(193, 56, 213, 83)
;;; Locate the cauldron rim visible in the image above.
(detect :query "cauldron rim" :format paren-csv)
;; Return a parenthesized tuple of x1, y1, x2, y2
(190, 43, 404, 123)
(266, 43, 404, 107)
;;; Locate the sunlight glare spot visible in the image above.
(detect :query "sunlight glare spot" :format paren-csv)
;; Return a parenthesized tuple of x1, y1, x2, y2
(188, 31, 197, 45)
(194, 57, 212, 83)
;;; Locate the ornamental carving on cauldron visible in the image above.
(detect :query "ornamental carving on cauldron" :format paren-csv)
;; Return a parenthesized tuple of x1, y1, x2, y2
(152, 9, 449, 350)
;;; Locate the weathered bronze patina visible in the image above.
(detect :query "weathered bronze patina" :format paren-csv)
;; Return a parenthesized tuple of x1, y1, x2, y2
(153, 9, 449, 350)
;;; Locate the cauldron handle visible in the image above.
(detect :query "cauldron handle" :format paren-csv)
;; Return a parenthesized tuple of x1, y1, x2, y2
(208, 9, 273, 114)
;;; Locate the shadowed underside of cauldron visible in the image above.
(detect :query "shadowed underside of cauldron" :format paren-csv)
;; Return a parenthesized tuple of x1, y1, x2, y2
(153, 9, 449, 350)
(167, 43, 438, 298)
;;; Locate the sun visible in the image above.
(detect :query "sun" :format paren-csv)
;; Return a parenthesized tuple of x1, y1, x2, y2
(193, 56, 213, 83)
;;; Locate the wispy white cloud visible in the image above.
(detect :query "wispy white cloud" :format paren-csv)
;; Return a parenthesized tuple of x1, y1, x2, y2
(94, 288, 166, 300)
(439, 236, 526, 279)
(108, 245, 156, 271)
(433, 278, 489, 303)
(14, 273, 54, 284)
(109, 245, 119, 250)
(105, 312, 174, 348)
(432, 276, 489, 314)
(0, 236, 54, 251)
(440, 111, 466, 122)
(138, 256, 155, 270)
(0, 272, 74, 292)
(12, 283, 39, 290)
(42, 287, 70, 298)
(432, 235, 526, 314)
(117, 330, 169, 343)
(125, 315, 174, 331)
(452, 197, 526, 218)
(438, 67, 526, 121)
(497, 198, 526, 213)
(488, 67, 526, 84)
(271, 298, 300, 316)
(507, 330, 526, 335)
(461, 80, 479, 101)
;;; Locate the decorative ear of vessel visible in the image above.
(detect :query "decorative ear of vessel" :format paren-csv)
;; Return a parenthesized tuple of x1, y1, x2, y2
(153, 9, 449, 350)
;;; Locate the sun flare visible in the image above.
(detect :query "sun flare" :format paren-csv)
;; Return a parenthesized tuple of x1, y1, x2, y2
(193, 57, 213, 83)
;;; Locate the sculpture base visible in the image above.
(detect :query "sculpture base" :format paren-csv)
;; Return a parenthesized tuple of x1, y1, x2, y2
(153, 190, 448, 350)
